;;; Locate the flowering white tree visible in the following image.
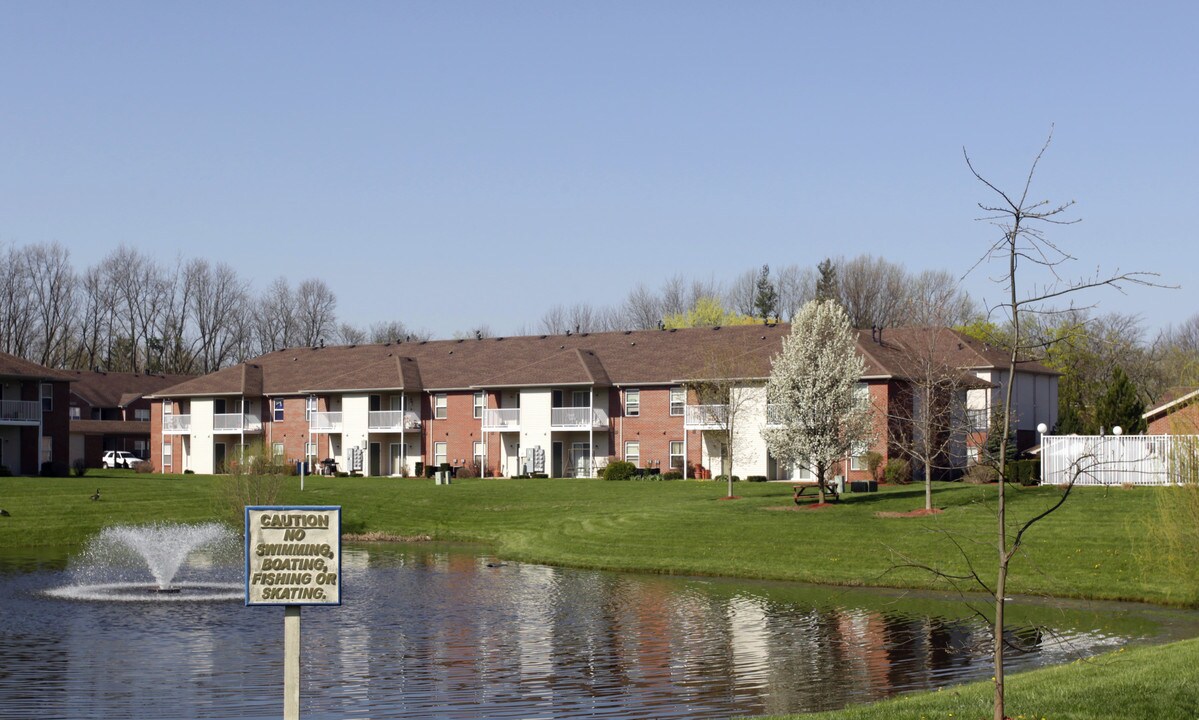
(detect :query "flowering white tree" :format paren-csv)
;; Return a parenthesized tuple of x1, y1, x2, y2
(764, 299, 875, 503)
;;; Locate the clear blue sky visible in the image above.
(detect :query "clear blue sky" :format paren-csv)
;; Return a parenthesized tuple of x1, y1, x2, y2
(2, 2, 1194, 337)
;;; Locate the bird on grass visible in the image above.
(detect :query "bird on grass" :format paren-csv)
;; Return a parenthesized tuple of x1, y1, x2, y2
(0, 508, 10, 517)
(90, 489, 101, 502)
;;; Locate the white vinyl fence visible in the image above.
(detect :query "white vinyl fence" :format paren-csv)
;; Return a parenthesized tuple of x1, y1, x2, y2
(1041, 434, 1199, 486)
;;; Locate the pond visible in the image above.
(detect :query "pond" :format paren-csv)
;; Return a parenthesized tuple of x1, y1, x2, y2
(1, 542, 1196, 720)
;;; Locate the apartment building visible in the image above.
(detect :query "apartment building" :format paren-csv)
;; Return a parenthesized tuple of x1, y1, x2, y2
(0, 351, 73, 475)
(150, 324, 1057, 480)
(66, 370, 193, 468)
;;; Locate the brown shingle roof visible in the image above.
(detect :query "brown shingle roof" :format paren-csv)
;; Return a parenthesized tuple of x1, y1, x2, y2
(71, 419, 152, 435)
(0, 352, 75, 382)
(68, 370, 193, 408)
(151, 324, 1052, 398)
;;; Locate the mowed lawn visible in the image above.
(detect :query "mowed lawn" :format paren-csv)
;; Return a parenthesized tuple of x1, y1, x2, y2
(0, 472, 1190, 607)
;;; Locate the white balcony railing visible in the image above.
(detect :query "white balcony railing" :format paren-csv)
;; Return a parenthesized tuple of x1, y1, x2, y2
(162, 414, 192, 433)
(368, 410, 422, 431)
(551, 407, 610, 429)
(0, 399, 41, 424)
(308, 411, 343, 432)
(684, 404, 728, 429)
(214, 413, 263, 433)
(482, 408, 521, 431)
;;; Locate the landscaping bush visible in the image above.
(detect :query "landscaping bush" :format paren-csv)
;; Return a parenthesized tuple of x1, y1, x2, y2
(713, 474, 741, 484)
(964, 464, 1000, 484)
(602, 460, 637, 481)
(72, 459, 88, 477)
(660, 471, 683, 480)
(746, 475, 768, 483)
(136, 460, 156, 474)
(530, 472, 548, 479)
(414, 461, 424, 477)
(40, 461, 68, 478)
(424, 464, 436, 478)
(183, 469, 195, 475)
(1005, 458, 1040, 486)
(883, 458, 911, 485)
(864, 451, 885, 481)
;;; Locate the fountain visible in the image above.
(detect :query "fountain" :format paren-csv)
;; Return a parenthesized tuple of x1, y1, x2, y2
(47, 522, 243, 602)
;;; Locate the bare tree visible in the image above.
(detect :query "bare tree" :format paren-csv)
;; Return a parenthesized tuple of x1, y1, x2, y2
(774, 263, 815, 322)
(334, 322, 367, 345)
(623, 283, 662, 330)
(837, 254, 908, 329)
(726, 267, 759, 317)
(964, 129, 1162, 720)
(25, 242, 78, 368)
(188, 259, 249, 372)
(253, 277, 298, 352)
(295, 278, 337, 347)
(688, 352, 758, 499)
(0, 244, 35, 358)
(903, 269, 978, 327)
(102, 246, 165, 372)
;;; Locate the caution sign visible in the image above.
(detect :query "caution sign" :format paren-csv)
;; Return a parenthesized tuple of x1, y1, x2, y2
(245, 506, 341, 606)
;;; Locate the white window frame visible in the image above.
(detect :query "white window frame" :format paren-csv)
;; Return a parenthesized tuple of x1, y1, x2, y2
(42, 436, 53, 463)
(434, 394, 448, 420)
(273, 398, 284, 422)
(473, 441, 485, 472)
(625, 441, 640, 467)
(669, 440, 684, 469)
(163, 400, 173, 417)
(669, 387, 685, 416)
(272, 442, 285, 461)
(133, 408, 150, 421)
(304, 442, 316, 458)
(434, 441, 447, 467)
(571, 389, 589, 408)
(625, 389, 640, 417)
(473, 391, 484, 419)
(162, 442, 173, 467)
(69, 406, 82, 420)
(306, 396, 318, 421)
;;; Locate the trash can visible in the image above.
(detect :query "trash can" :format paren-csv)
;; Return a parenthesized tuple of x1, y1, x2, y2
(834, 475, 845, 495)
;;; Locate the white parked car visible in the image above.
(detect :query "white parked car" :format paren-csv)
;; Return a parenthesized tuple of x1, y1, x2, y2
(102, 451, 144, 469)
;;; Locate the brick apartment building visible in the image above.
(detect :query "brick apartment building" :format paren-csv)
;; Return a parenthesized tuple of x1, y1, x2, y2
(66, 370, 193, 468)
(0, 351, 73, 475)
(149, 325, 1057, 480)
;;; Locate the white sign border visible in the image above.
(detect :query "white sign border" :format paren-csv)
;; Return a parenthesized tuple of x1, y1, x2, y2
(244, 505, 342, 607)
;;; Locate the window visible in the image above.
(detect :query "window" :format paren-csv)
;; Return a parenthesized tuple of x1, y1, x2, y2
(41, 383, 53, 412)
(133, 408, 150, 421)
(625, 441, 640, 467)
(306, 396, 317, 421)
(572, 390, 589, 408)
(163, 400, 173, 417)
(850, 455, 864, 471)
(669, 387, 685, 416)
(42, 436, 52, 463)
(434, 442, 447, 467)
(473, 441, 485, 473)
(272, 443, 284, 461)
(133, 440, 148, 458)
(162, 442, 173, 467)
(214, 398, 227, 414)
(69, 406, 81, 420)
(625, 389, 640, 417)
(473, 392, 485, 419)
(966, 446, 980, 465)
(304, 442, 316, 458)
(669, 440, 684, 469)
(273, 399, 284, 422)
(434, 394, 448, 419)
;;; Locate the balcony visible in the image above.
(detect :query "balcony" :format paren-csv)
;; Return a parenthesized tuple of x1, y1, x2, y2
(684, 404, 728, 430)
(481, 408, 520, 431)
(162, 414, 192, 434)
(0, 400, 40, 425)
(309, 411, 343, 433)
(213, 413, 263, 433)
(368, 410, 422, 432)
(766, 404, 785, 428)
(551, 407, 610, 429)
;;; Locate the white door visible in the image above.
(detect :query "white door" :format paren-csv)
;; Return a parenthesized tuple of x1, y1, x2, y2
(571, 442, 591, 477)
(390, 443, 407, 475)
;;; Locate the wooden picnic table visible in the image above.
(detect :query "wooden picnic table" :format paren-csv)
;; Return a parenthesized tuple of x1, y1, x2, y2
(793, 481, 838, 503)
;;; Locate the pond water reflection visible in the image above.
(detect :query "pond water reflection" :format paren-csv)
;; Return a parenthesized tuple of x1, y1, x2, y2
(1, 543, 1196, 720)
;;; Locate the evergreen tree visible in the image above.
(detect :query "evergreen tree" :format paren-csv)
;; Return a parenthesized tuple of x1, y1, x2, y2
(752, 264, 778, 322)
(815, 258, 839, 302)
(1054, 400, 1085, 434)
(1095, 366, 1147, 434)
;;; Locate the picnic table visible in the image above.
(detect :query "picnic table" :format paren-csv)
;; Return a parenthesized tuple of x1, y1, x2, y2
(793, 481, 838, 503)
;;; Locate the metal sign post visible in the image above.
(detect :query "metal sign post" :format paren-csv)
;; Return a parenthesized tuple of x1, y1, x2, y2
(245, 506, 341, 720)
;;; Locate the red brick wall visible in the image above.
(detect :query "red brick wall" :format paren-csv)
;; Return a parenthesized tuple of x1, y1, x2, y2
(1149, 401, 1199, 434)
(610, 386, 692, 473)
(263, 396, 314, 464)
(424, 391, 484, 474)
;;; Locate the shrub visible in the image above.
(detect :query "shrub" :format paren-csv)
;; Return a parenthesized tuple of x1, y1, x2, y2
(213, 442, 287, 525)
(661, 471, 683, 480)
(1004, 458, 1040, 486)
(414, 461, 424, 477)
(40, 461, 68, 477)
(183, 469, 195, 475)
(602, 460, 637, 482)
(530, 472, 548, 479)
(746, 475, 768, 483)
(883, 458, 911, 485)
(864, 451, 885, 481)
(964, 464, 1000, 484)
(135, 460, 156, 474)
(72, 458, 88, 477)
(0, 465, 11, 477)
(713, 474, 741, 484)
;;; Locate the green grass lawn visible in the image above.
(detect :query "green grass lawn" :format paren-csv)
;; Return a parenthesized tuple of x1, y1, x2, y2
(753, 637, 1199, 720)
(0, 471, 1191, 607)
